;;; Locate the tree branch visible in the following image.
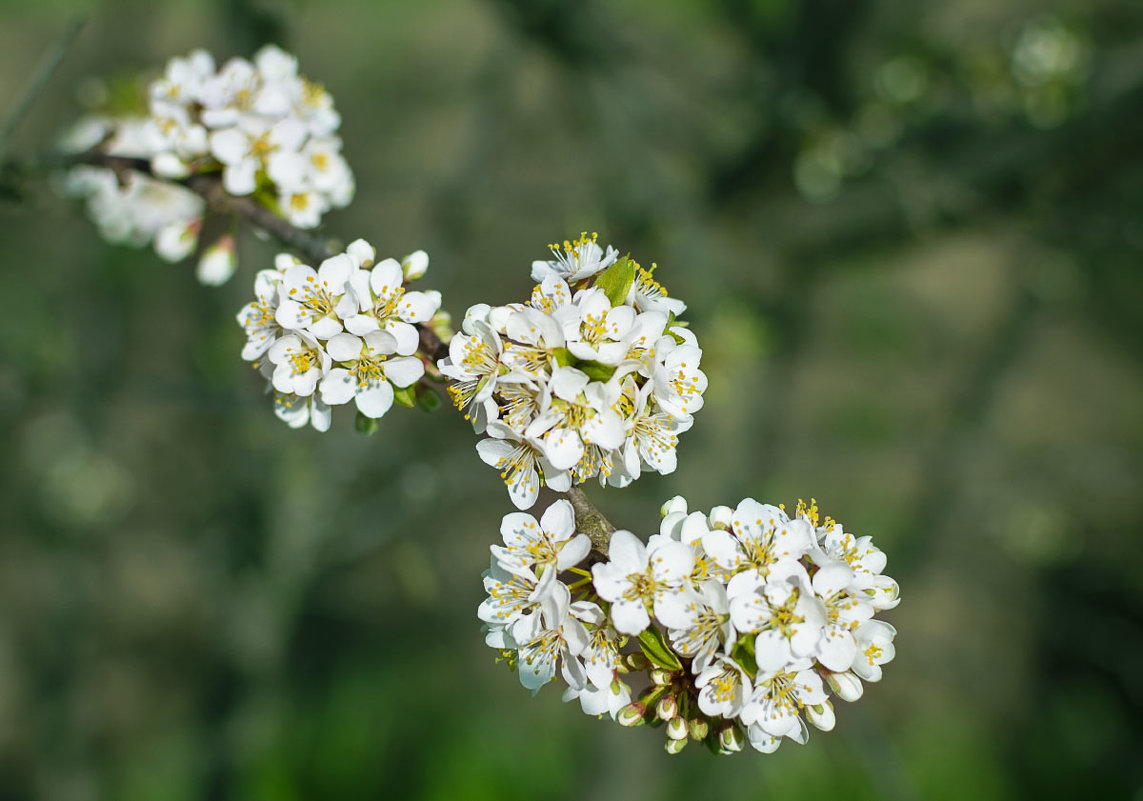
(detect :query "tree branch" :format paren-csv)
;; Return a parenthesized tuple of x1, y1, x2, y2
(567, 487, 615, 557)
(9, 147, 452, 363)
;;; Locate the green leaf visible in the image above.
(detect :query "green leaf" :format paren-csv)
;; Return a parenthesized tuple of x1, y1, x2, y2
(637, 626, 683, 671)
(354, 413, 379, 435)
(594, 255, 636, 307)
(552, 347, 576, 367)
(393, 385, 417, 408)
(416, 386, 442, 412)
(578, 360, 616, 382)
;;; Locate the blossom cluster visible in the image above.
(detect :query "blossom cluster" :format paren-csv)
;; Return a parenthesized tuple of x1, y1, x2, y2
(58, 45, 352, 284)
(441, 234, 707, 510)
(479, 496, 899, 754)
(236, 240, 440, 430)
(144, 46, 353, 228)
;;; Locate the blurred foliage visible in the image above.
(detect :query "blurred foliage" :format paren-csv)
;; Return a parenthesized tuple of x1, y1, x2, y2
(1, 0, 1142, 799)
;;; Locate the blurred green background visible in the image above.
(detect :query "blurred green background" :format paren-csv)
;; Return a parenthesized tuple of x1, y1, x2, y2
(1, 0, 1142, 798)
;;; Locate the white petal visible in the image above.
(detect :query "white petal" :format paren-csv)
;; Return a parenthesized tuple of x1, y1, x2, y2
(383, 356, 424, 388)
(355, 381, 394, 418)
(326, 333, 363, 362)
(608, 600, 650, 636)
(319, 368, 355, 405)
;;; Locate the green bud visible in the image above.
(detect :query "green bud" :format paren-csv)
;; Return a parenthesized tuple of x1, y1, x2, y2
(718, 723, 745, 753)
(664, 737, 688, 755)
(617, 702, 646, 727)
(649, 668, 673, 686)
(415, 386, 442, 412)
(621, 652, 651, 671)
(392, 385, 417, 408)
(665, 716, 688, 741)
(354, 412, 379, 435)
(429, 310, 453, 343)
(655, 694, 678, 722)
(687, 717, 710, 741)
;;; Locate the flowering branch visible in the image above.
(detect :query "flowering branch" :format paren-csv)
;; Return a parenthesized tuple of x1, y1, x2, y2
(15, 42, 903, 759)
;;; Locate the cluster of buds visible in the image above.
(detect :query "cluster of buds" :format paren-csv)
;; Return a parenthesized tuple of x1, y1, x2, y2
(478, 496, 899, 754)
(58, 45, 353, 284)
(236, 239, 442, 430)
(440, 234, 707, 510)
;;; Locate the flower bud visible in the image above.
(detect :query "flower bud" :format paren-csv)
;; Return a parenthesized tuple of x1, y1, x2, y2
(825, 670, 864, 702)
(402, 249, 429, 281)
(656, 694, 678, 722)
(155, 219, 200, 262)
(622, 652, 651, 672)
(649, 668, 673, 686)
(707, 505, 734, 530)
(660, 495, 687, 518)
(617, 702, 646, 727)
(665, 716, 688, 741)
(807, 699, 836, 732)
(197, 235, 237, 286)
(718, 723, 745, 753)
(687, 717, 710, 741)
(664, 736, 688, 754)
(429, 310, 453, 343)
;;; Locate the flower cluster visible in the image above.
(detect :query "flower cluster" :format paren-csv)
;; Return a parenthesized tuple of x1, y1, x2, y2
(58, 45, 352, 285)
(144, 46, 353, 229)
(479, 496, 899, 754)
(441, 234, 706, 510)
(236, 240, 440, 430)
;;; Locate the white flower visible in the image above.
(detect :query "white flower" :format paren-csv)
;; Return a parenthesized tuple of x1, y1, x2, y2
(668, 579, 734, 673)
(237, 268, 286, 361)
(278, 187, 329, 229)
(531, 232, 619, 284)
(591, 529, 694, 635)
(319, 331, 424, 418)
(695, 655, 753, 719)
(491, 499, 590, 577)
(266, 332, 329, 396)
(273, 390, 331, 432)
(478, 557, 556, 642)
(728, 566, 825, 676)
(626, 263, 687, 317)
(571, 602, 626, 693)
(850, 619, 896, 682)
(513, 580, 590, 693)
(807, 562, 875, 672)
(209, 116, 308, 196)
(703, 498, 814, 579)
(475, 422, 570, 510)
(740, 661, 827, 751)
(275, 254, 357, 339)
(651, 336, 708, 418)
(345, 249, 441, 353)
(617, 379, 692, 482)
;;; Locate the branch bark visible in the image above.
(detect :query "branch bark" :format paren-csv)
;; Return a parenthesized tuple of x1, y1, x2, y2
(567, 487, 615, 557)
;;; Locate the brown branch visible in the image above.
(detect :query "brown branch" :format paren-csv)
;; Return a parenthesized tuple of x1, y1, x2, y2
(22, 147, 452, 364)
(567, 487, 616, 557)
